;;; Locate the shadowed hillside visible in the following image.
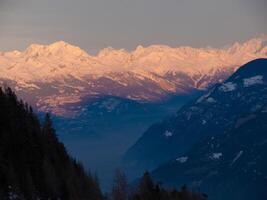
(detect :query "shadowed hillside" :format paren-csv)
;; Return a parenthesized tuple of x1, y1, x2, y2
(0, 87, 103, 199)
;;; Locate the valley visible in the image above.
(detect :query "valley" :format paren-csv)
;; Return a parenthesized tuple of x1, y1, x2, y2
(53, 94, 198, 190)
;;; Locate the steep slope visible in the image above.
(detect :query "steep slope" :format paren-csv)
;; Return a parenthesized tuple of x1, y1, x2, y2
(123, 59, 267, 177)
(0, 88, 103, 200)
(0, 37, 266, 115)
(152, 109, 267, 200)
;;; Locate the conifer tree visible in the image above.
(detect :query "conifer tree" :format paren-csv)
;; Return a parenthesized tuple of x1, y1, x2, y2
(111, 169, 128, 200)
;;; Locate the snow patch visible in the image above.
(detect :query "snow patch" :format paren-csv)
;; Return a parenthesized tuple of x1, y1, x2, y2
(99, 98, 120, 112)
(243, 75, 264, 87)
(196, 91, 211, 103)
(206, 97, 216, 103)
(258, 139, 267, 146)
(7, 186, 19, 200)
(210, 153, 222, 160)
(219, 82, 237, 92)
(231, 150, 243, 165)
(164, 130, 173, 138)
(176, 156, 188, 163)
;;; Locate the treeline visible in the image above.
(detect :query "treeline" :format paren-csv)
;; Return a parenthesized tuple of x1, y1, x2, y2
(0, 87, 206, 200)
(110, 170, 207, 200)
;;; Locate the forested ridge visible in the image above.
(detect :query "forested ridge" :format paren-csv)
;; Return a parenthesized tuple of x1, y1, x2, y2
(0, 87, 206, 200)
(0, 87, 102, 199)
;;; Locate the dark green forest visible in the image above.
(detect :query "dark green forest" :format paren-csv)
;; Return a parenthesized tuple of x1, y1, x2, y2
(0, 87, 206, 200)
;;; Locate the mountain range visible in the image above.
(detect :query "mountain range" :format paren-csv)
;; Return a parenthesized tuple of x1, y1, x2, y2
(124, 59, 267, 200)
(0, 37, 267, 116)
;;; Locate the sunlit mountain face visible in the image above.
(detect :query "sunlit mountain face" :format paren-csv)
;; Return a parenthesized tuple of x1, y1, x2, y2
(0, 36, 266, 116)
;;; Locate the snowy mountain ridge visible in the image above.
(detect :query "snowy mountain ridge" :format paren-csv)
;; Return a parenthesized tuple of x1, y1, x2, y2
(0, 36, 266, 115)
(1, 36, 267, 82)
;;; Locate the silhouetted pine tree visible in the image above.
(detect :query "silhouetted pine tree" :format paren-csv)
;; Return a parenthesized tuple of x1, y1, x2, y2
(111, 169, 128, 200)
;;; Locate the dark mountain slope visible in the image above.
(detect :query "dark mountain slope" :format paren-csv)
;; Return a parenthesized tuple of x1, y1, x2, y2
(53, 94, 199, 137)
(152, 109, 267, 200)
(123, 58, 267, 176)
(0, 88, 103, 200)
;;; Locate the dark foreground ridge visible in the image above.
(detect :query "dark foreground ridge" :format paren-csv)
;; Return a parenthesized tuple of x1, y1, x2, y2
(0, 87, 102, 199)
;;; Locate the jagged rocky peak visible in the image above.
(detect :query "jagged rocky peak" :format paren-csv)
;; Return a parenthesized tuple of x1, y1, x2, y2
(227, 36, 267, 54)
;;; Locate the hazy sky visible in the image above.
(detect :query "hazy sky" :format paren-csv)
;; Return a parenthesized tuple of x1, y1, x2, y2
(0, 0, 266, 54)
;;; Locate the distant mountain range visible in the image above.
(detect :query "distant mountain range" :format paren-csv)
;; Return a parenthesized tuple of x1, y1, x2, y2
(0, 37, 266, 116)
(123, 59, 267, 177)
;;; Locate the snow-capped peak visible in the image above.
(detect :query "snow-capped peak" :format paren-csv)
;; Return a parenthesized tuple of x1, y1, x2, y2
(24, 41, 89, 58)
(227, 36, 267, 54)
(24, 43, 46, 56)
